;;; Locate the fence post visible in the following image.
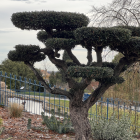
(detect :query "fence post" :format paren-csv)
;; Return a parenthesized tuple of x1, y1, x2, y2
(96, 101, 97, 119)
(29, 79, 31, 113)
(49, 84, 51, 115)
(118, 100, 120, 119)
(54, 85, 56, 116)
(101, 97, 103, 119)
(124, 101, 125, 116)
(34, 80, 36, 114)
(64, 88, 66, 117)
(107, 98, 109, 120)
(0, 72, 1, 105)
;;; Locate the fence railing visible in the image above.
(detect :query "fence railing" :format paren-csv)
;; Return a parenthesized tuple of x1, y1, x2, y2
(0, 71, 140, 133)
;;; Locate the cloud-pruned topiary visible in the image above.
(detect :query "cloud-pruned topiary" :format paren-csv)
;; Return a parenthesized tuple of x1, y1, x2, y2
(11, 11, 89, 31)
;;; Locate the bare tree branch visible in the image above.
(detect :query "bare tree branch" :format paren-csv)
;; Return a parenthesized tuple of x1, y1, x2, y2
(89, 0, 140, 27)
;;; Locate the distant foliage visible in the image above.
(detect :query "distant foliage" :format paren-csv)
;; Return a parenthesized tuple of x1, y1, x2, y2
(0, 58, 44, 92)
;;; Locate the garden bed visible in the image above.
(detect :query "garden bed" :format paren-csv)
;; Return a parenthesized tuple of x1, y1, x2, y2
(0, 106, 76, 140)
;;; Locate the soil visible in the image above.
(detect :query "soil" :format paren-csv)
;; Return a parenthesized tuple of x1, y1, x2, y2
(0, 106, 76, 140)
(0, 106, 140, 140)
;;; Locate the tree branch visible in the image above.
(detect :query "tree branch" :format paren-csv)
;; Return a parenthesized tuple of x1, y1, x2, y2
(113, 57, 139, 77)
(86, 47, 92, 66)
(40, 47, 79, 93)
(40, 48, 54, 55)
(24, 61, 52, 93)
(66, 49, 81, 65)
(40, 48, 67, 72)
(51, 88, 72, 99)
(83, 82, 114, 109)
(48, 55, 68, 72)
(95, 47, 103, 67)
(24, 61, 72, 99)
(83, 56, 139, 109)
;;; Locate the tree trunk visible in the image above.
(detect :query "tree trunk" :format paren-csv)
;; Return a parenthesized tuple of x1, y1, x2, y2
(69, 103, 94, 140)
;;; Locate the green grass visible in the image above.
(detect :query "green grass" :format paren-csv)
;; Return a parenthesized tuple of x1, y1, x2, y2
(14, 91, 57, 97)
(10, 91, 140, 134)
(46, 99, 140, 134)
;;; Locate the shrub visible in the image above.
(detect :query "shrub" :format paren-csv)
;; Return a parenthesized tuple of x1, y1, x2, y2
(7, 102, 24, 118)
(0, 116, 3, 127)
(0, 116, 4, 136)
(27, 118, 31, 130)
(0, 116, 12, 140)
(89, 113, 137, 140)
(41, 109, 75, 134)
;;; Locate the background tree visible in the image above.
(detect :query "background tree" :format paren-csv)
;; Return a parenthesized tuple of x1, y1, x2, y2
(8, 10, 140, 139)
(0, 58, 44, 92)
(110, 51, 140, 101)
(49, 71, 57, 87)
(41, 57, 51, 83)
(90, 0, 140, 27)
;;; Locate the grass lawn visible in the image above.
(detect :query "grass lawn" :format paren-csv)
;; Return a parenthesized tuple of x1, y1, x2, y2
(10, 91, 140, 134)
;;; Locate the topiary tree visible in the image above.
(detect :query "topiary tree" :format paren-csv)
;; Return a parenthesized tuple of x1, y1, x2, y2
(8, 10, 140, 140)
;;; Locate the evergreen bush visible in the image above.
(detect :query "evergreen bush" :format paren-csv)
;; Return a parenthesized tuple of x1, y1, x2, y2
(89, 113, 137, 140)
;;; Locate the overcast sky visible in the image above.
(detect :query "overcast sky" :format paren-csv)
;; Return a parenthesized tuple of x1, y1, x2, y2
(0, 0, 119, 72)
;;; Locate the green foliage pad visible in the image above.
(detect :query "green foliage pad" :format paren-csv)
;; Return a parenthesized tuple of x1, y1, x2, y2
(11, 11, 89, 31)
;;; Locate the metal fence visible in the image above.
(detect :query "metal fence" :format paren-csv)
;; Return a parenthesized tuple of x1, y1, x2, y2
(0, 71, 140, 133)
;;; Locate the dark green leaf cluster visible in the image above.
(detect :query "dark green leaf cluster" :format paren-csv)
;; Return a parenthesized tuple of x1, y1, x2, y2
(90, 62, 127, 72)
(63, 50, 73, 62)
(37, 30, 75, 43)
(111, 37, 140, 56)
(8, 45, 45, 62)
(37, 31, 48, 43)
(66, 66, 114, 78)
(90, 62, 117, 69)
(53, 30, 75, 39)
(46, 38, 76, 50)
(95, 76, 125, 84)
(66, 62, 77, 67)
(114, 26, 140, 37)
(11, 11, 89, 31)
(74, 27, 131, 48)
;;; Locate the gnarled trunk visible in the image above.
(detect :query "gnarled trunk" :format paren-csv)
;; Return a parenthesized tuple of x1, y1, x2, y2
(69, 103, 94, 140)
